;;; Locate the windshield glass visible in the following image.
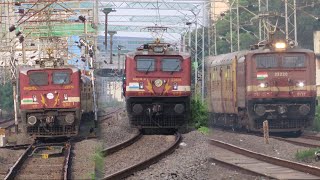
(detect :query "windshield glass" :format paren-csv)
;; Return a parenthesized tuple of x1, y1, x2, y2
(282, 55, 306, 68)
(161, 58, 181, 72)
(28, 72, 48, 86)
(136, 58, 155, 72)
(255, 55, 278, 68)
(53, 72, 70, 85)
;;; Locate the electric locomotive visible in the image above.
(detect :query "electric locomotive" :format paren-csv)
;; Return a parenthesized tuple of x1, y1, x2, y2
(19, 58, 93, 137)
(205, 40, 317, 133)
(123, 40, 191, 129)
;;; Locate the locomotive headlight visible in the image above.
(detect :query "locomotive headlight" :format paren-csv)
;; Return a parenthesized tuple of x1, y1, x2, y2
(296, 82, 305, 87)
(275, 42, 286, 49)
(139, 82, 144, 89)
(27, 116, 37, 125)
(259, 82, 268, 88)
(64, 94, 68, 101)
(46, 93, 54, 100)
(173, 82, 178, 90)
(65, 113, 75, 124)
(32, 95, 37, 102)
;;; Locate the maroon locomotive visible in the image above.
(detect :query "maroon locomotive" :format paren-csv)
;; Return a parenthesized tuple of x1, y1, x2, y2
(123, 40, 191, 129)
(205, 41, 317, 133)
(19, 59, 93, 137)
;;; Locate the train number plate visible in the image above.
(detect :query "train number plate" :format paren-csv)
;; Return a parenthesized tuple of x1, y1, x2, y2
(274, 72, 288, 77)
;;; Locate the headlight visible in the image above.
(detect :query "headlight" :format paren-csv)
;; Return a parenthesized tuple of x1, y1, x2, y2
(259, 82, 268, 88)
(65, 113, 75, 124)
(296, 82, 304, 87)
(32, 95, 37, 102)
(139, 82, 144, 89)
(27, 116, 37, 125)
(173, 82, 178, 90)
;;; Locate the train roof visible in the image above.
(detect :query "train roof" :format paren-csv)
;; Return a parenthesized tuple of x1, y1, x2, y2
(19, 65, 79, 75)
(206, 47, 314, 67)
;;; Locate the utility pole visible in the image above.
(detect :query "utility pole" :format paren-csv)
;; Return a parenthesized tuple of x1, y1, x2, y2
(108, 31, 117, 64)
(103, 8, 116, 63)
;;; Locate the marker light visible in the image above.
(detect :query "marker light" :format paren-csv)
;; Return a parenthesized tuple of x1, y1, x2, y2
(173, 82, 178, 90)
(64, 94, 68, 101)
(139, 82, 144, 89)
(259, 82, 268, 88)
(275, 42, 286, 49)
(32, 95, 37, 102)
(296, 82, 305, 87)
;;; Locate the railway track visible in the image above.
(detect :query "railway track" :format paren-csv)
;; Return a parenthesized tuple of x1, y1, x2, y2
(99, 107, 124, 120)
(102, 133, 181, 180)
(272, 135, 320, 148)
(4, 142, 72, 180)
(209, 139, 320, 179)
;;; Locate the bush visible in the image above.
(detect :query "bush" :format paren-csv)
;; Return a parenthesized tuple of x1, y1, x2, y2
(198, 126, 210, 135)
(295, 148, 320, 162)
(314, 105, 320, 131)
(191, 95, 209, 129)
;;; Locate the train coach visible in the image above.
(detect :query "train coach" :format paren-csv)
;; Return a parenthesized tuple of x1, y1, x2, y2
(19, 59, 93, 138)
(123, 40, 191, 129)
(205, 40, 317, 133)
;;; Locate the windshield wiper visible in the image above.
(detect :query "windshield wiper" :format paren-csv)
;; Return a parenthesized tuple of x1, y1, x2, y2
(171, 64, 180, 74)
(145, 63, 152, 74)
(30, 78, 40, 87)
(60, 75, 68, 86)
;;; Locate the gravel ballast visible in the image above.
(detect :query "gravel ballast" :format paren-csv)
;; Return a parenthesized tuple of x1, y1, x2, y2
(0, 149, 25, 179)
(127, 130, 263, 180)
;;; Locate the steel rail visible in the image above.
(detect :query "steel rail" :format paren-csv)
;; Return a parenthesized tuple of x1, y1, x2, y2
(101, 132, 142, 157)
(4, 143, 34, 180)
(209, 139, 320, 177)
(4, 142, 71, 180)
(103, 133, 182, 180)
(271, 136, 320, 148)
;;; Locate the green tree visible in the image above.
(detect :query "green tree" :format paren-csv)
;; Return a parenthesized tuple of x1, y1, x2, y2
(0, 82, 14, 113)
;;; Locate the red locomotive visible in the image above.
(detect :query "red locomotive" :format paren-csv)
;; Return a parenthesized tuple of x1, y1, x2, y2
(123, 40, 191, 129)
(19, 58, 93, 137)
(205, 41, 317, 133)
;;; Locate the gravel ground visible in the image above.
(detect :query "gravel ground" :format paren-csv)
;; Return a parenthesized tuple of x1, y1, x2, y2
(211, 129, 320, 167)
(105, 135, 174, 176)
(0, 149, 25, 179)
(127, 131, 263, 180)
(71, 139, 99, 180)
(99, 108, 138, 148)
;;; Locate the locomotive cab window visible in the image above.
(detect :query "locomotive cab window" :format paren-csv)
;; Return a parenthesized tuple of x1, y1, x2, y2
(161, 58, 181, 72)
(53, 72, 71, 85)
(255, 55, 278, 68)
(28, 72, 48, 86)
(136, 58, 155, 72)
(282, 55, 306, 68)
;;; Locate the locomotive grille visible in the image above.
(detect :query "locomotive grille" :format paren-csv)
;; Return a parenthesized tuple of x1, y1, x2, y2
(27, 125, 77, 136)
(255, 119, 308, 129)
(130, 115, 185, 128)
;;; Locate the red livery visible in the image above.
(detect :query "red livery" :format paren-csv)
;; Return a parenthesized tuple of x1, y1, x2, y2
(205, 41, 317, 133)
(19, 60, 93, 137)
(123, 41, 191, 129)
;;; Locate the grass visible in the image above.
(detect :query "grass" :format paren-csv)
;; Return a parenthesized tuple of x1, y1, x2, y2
(91, 145, 104, 179)
(191, 95, 209, 129)
(295, 148, 320, 162)
(198, 126, 210, 135)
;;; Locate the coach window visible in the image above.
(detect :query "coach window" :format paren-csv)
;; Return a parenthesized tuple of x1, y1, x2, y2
(255, 55, 277, 68)
(282, 55, 306, 68)
(136, 58, 155, 72)
(161, 58, 181, 72)
(28, 72, 48, 86)
(53, 72, 70, 85)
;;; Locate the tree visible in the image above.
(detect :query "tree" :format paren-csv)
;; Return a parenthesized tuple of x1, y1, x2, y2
(0, 82, 14, 113)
